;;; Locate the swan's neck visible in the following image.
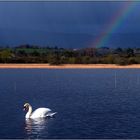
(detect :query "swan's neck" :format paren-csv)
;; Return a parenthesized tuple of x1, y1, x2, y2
(25, 105, 32, 119)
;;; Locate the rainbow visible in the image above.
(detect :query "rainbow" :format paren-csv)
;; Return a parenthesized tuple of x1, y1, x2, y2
(90, 1, 136, 48)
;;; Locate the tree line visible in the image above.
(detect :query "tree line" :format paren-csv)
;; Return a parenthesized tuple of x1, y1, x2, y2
(0, 44, 140, 65)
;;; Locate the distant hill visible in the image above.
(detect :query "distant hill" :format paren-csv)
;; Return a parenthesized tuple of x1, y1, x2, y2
(0, 29, 140, 48)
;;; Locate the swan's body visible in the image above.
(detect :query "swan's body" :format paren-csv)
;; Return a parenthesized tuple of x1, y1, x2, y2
(23, 103, 56, 119)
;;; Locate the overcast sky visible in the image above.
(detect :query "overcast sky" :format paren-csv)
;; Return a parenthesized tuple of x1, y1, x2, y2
(0, 1, 140, 48)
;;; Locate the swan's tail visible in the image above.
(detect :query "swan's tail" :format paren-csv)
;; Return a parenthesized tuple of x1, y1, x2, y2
(46, 112, 57, 117)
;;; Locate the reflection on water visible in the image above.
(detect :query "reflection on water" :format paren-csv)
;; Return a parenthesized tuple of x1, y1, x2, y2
(25, 118, 48, 138)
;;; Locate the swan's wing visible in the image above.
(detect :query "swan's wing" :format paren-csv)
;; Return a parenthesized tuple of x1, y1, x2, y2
(46, 112, 57, 117)
(31, 108, 51, 118)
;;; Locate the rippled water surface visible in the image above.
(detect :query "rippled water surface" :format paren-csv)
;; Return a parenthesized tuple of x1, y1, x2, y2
(1, 69, 140, 138)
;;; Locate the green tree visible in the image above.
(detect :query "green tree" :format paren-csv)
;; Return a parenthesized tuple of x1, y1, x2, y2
(31, 50, 40, 56)
(47, 54, 60, 65)
(105, 55, 115, 64)
(126, 48, 134, 57)
(17, 50, 27, 56)
(0, 50, 13, 63)
(115, 48, 123, 54)
(115, 57, 128, 65)
(128, 57, 137, 64)
(68, 57, 76, 64)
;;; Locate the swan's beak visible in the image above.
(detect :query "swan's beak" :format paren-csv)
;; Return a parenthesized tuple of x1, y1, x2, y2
(23, 106, 26, 111)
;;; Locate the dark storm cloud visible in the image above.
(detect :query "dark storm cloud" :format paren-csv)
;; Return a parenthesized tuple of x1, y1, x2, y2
(0, 1, 140, 48)
(0, 2, 129, 30)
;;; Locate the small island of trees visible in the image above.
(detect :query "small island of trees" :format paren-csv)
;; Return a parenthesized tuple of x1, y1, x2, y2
(0, 44, 140, 65)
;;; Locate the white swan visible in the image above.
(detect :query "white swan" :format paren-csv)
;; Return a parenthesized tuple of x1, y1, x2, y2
(23, 103, 57, 119)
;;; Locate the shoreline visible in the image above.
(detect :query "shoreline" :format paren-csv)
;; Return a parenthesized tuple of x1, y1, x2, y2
(0, 64, 140, 69)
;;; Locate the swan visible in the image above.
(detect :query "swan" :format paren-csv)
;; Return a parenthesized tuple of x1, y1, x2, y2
(23, 103, 57, 119)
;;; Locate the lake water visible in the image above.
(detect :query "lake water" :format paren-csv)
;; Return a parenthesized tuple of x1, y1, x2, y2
(1, 69, 140, 138)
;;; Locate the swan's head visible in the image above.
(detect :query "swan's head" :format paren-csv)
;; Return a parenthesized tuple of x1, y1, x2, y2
(23, 103, 30, 111)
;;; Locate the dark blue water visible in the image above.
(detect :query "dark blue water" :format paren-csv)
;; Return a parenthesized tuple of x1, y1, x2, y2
(0, 69, 140, 138)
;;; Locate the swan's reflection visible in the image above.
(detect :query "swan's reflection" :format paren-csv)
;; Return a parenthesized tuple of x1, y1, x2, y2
(25, 118, 48, 138)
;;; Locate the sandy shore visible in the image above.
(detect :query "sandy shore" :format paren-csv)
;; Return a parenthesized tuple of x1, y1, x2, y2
(0, 64, 140, 69)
